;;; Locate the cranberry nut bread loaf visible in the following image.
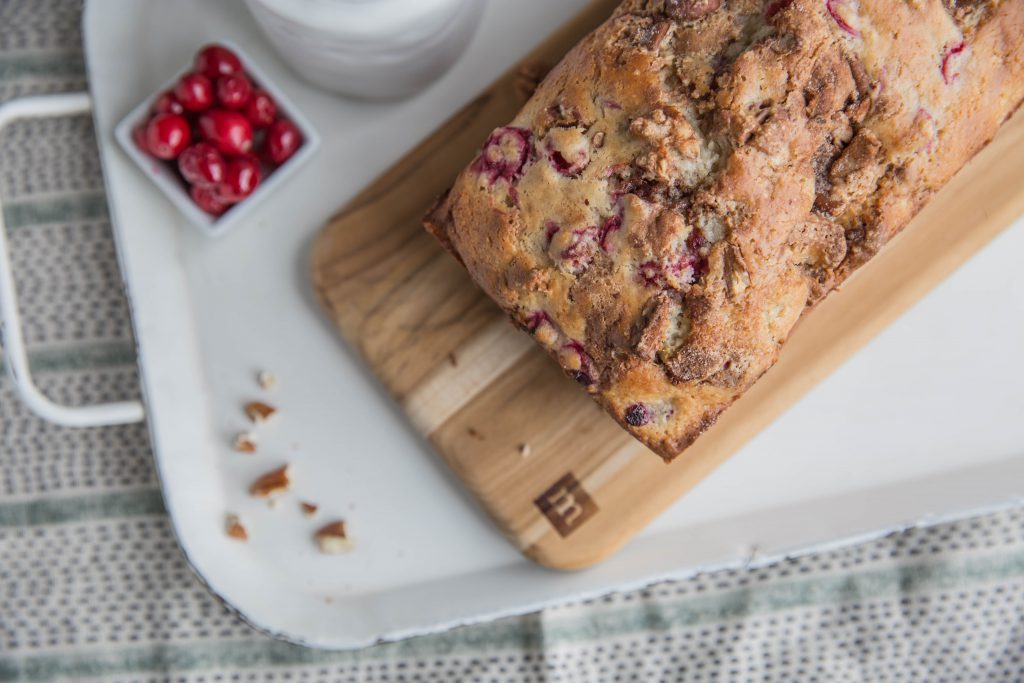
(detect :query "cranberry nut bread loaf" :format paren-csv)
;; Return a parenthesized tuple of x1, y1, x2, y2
(425, 0, 1024, 461)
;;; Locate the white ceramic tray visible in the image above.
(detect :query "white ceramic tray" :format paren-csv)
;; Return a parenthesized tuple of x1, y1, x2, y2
(69, 0, 1024, 649)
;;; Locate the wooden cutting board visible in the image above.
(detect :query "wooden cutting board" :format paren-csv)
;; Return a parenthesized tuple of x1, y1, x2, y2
(310, 0, 1024, 571)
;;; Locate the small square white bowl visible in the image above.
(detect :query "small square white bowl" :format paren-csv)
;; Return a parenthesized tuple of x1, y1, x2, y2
(114, 40, 320, 238)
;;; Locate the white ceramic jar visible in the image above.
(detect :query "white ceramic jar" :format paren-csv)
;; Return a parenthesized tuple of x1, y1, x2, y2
(245, 0, 484, 100)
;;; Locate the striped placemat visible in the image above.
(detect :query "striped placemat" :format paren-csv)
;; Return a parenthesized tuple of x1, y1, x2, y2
(2, 1, 1023, 681)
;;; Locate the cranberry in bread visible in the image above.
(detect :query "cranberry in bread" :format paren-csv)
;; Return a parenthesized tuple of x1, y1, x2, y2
(425, 0, 1024, 461)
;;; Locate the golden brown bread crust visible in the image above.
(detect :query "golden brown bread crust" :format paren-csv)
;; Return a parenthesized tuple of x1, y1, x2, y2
(424, 0, 1024, 461)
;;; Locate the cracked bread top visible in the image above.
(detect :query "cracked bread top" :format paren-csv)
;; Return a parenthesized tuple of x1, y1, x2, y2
(425, 0, 1024, 461)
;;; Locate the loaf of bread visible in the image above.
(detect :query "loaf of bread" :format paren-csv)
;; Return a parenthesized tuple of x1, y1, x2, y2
(425, 0, 1024, 461)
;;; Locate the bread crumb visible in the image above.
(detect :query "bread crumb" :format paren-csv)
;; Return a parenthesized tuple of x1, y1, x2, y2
(300, 501, 318, 518)
(225, 514, 248, 541)
(518, 442, 531, 458)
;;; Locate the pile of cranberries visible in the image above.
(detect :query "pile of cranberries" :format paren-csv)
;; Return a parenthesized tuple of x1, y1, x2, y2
(132, 44, 304, 216)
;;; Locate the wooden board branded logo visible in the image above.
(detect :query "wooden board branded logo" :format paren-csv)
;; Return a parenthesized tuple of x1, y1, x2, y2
(534, 472, 598, 537)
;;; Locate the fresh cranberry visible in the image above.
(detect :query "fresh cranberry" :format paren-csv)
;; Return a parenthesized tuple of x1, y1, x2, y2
(198, 109, 253, 156)
(472, 127, 534, 184)
(194, 44, 243, 80)
(826, 0, 860, 37)
(216, 73, 252, 109)
(145, 113, 191, 159)
(132, 124, 149, 153)
(219, 156, 262, 202)
(177, 143, 226, 187)
(244, 90, 277, 129)
(941, 40, 967, 85)
(190, 184, 229, 215)
(264, 119, 302, 165)
(624, 404, 651, 427)
(174, 72, 214, 112)
(152, 90, 184, 116)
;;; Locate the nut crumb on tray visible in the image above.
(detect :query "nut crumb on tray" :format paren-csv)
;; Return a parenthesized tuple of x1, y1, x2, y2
(244, 400, 277, 424)
(233, 431, 257, 453)
(249, 464, 291, 498)
(258, 370, 277, 390)
(314, 520, 353, 554)
(300, 501, 319, 518)
(225, 514, 248, 541)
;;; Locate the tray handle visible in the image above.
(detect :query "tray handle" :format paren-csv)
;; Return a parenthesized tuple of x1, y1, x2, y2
(0, 93, 145, 427)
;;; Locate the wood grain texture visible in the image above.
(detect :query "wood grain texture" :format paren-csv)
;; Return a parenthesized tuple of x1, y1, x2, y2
(310, 0, 1024, 570)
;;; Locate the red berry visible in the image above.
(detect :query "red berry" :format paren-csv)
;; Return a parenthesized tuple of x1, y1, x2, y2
(216, 73, 252, 109)
(942, 40, 968, 85)
(624, 403, 651, 427)
(219, 156, 262, 202)
(152, 90, 184, 116)
(191, 184, 229, 215)
(178, 142, 226, 187)
(145, 113, 191, 159)
(194, 44, 243, 80)
(472, 127, 533, 184)
(264, 119, 302, 165)
(244, 89, 277, 129)
(132, 124, 149, 152)
(198, 109, 253, 156)
(174, 72, 214, 112)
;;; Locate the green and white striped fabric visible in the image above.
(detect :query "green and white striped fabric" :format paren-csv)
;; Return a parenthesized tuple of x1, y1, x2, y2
(2, 2, 1024, 681)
